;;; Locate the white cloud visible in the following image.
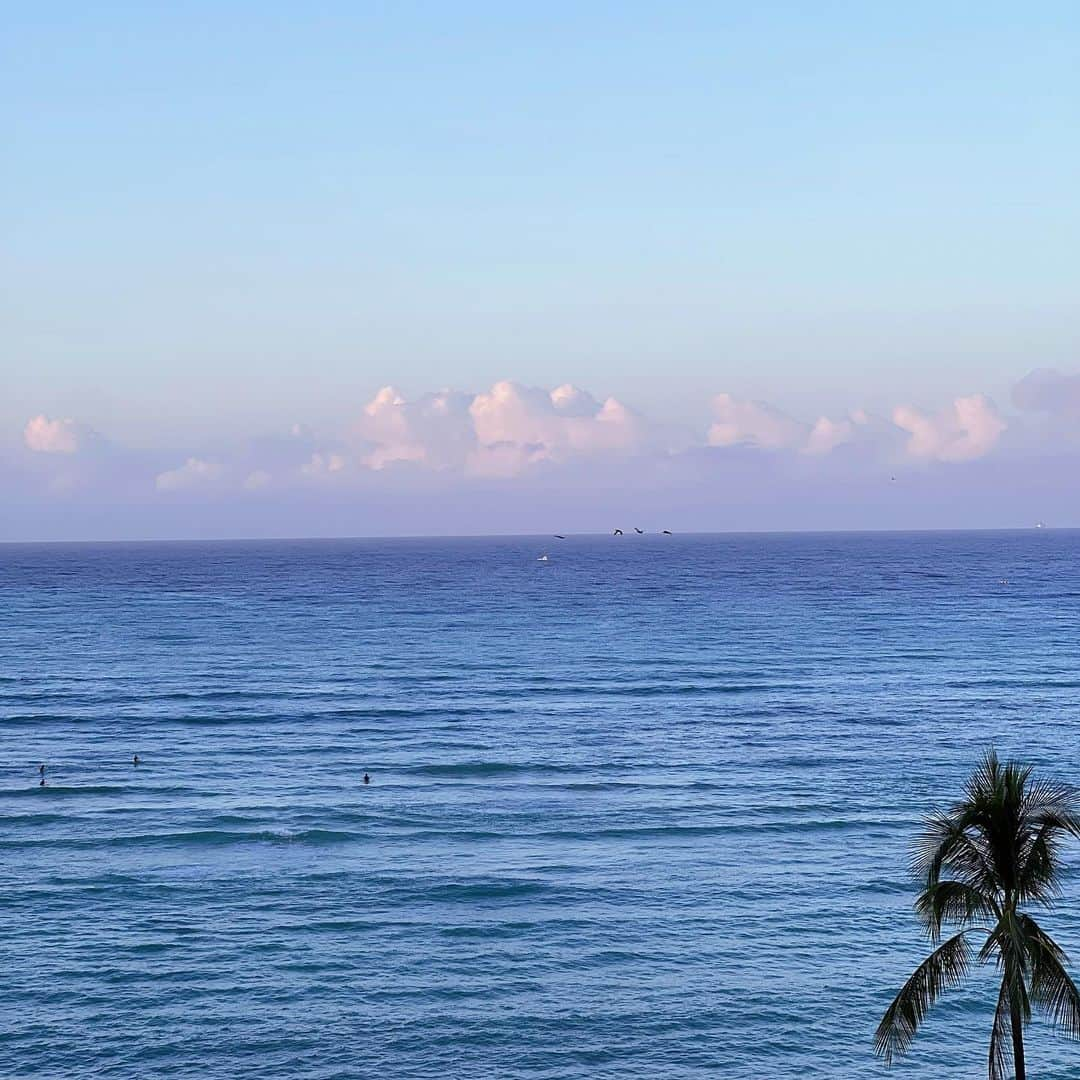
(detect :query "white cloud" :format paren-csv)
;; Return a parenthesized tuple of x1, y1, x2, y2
(708, 395, 806, 451)
(155, 458, 225, 492)
(24, 415, 86, 454)
(892, 394, 1006, 463)
(708, 394, 862, 456)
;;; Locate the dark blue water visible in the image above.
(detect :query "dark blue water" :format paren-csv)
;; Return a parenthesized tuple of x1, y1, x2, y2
(2, 532, 1079, 1078)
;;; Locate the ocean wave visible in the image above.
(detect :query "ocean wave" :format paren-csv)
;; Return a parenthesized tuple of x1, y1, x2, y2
(416, 879, 550, 901)
(0, 785, 132, 797)
(0, 827, 359, 851)
(409, 761, 556, 777)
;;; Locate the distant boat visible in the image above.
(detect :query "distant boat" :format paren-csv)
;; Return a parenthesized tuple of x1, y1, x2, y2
(1035, 521, 1047, 529)
(537, 554, 549, 562)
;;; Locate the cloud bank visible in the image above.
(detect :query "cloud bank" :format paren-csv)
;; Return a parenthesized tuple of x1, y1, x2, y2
(8, 371, 1076, 540)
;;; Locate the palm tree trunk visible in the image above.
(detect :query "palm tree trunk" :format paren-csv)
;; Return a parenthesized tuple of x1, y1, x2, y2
(1010, 992, 1026, 1080)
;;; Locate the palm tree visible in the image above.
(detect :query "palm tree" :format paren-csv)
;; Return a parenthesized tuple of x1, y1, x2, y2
(875, 750, 1080, 1079)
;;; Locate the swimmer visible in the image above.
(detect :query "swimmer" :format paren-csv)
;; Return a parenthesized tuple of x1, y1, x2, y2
(132, 754, 140, 766)
(363, 773, 371, 785)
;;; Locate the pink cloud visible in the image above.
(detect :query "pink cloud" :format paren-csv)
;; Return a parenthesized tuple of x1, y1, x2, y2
(469, 380, 644, 460)
(708, 394, 804, 450)
(803, 416, 857, 456)
(24, 415, 86, 454)
(353, 385, 474, 470)
(708, 395, 862, 456)
(348, 381, 650, 477)
(892, 394, 1006, 463)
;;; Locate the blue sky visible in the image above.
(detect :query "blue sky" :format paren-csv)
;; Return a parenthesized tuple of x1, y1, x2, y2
(2, 3, 1079, 537)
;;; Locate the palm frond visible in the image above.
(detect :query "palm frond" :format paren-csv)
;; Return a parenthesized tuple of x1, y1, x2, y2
(988, 977, 1013, 1080)
(1020, 914, 1080, 1040)
(1019, 796, 1080, 902)
(912, 809, 994, 892)
(875, 932, 972, 1065)
(915, 879, 998, 941)
(979, 911, 1031, 980)
(1022, 779, 1080, 827)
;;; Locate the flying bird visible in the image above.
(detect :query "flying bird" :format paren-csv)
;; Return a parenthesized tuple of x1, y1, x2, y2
(553, 535, 566, 540)
(634, 528, 644, 534)
(662, 530, 672, 535)
(613, 529, 623, 536)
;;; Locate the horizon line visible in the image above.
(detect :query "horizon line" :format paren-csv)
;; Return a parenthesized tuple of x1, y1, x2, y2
(0, 524, 1063, 547)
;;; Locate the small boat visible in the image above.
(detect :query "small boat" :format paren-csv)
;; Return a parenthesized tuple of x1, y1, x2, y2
(537, 554, 549, 562)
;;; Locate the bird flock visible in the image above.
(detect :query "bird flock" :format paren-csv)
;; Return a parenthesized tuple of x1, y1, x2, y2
(554, 528, 672, 540)
(538, 528, 673, 560)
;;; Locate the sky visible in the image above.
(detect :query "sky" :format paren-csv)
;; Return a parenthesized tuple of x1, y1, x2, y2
(2, 2, 1079, 539)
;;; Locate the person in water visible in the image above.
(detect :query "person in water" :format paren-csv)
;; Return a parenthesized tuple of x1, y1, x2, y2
(132, 754, 140, 766)
(38, 763, 45, 777)
(363, 773, 371, 785)
(39, 777, 46, 787)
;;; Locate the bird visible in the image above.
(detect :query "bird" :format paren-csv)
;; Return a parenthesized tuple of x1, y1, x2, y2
(613, 529, 623, 536)
(634, 528, 644, 534)
(662, 530, 672, 535)
(890, 476, 897, 482)
(553, 534, 566, 540)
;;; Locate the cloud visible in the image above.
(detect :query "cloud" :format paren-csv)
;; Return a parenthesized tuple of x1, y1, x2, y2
(468, 381, 646, 465)
(803, 416, 857, 456)
(348, 381, 651, 477)
(707, 394, 863, 456)
(24, 415, 92, 454)
(155, 457, 226, 492)
(892, 394, 1005, 463)
(353, 385, 474, 470)
(1012, 369, 1080, 416)
(707, 394, 804, 450)
(9, 381, 1018, 537)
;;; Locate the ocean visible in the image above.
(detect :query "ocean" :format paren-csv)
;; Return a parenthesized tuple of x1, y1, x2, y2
(1, 530, 1078, 1078)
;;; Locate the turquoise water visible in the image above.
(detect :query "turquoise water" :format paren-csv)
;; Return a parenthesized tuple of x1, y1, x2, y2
(2, 531, 1079, 1078)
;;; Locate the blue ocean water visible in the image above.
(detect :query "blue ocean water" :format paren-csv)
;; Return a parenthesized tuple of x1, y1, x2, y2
(2, 531, 1079, 1079)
